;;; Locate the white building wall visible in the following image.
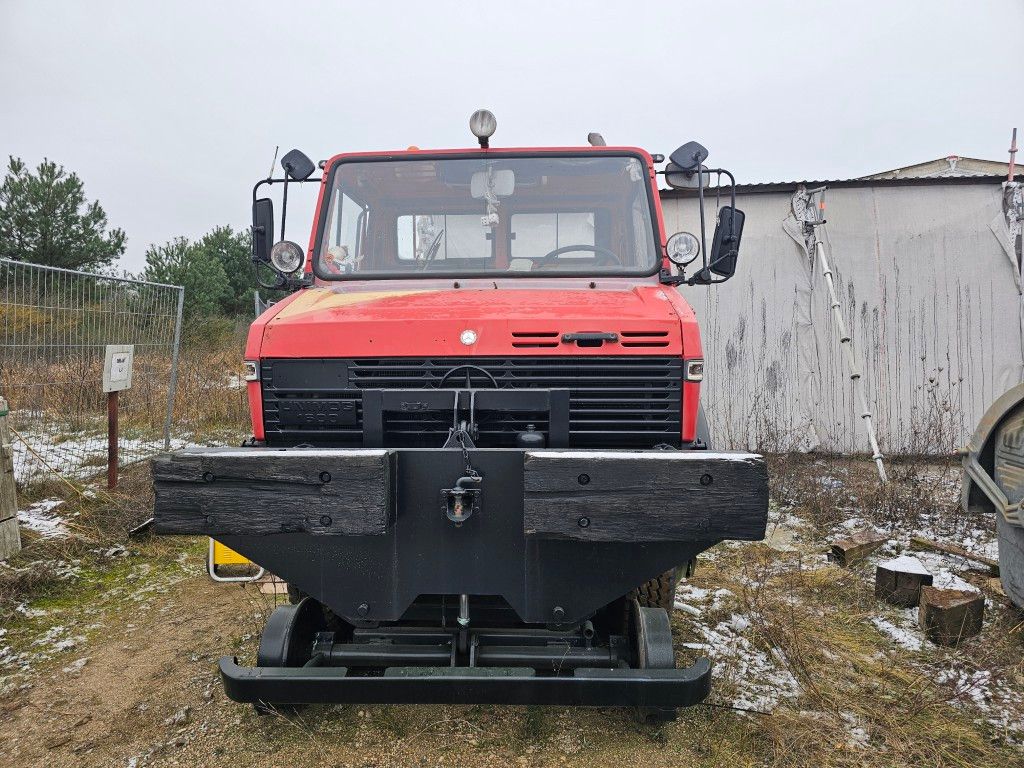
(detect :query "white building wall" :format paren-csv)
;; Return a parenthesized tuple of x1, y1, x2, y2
(662, 182, 1023, 454)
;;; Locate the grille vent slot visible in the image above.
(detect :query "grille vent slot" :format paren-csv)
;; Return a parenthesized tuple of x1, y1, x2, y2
(620, 330, 670, 348)
(511, 331, 559, 349)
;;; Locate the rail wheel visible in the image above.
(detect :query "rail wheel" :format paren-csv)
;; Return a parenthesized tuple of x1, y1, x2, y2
(253, 597, 326, 714)
(630, 598, 678, 722)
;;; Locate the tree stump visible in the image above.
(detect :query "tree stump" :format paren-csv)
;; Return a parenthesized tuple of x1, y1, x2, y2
(918, 587, 985, 646)
(875, 555, 933, 607)
(829, 530, 888, 566)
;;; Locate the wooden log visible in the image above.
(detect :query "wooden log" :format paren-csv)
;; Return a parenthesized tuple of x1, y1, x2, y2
(828, 530, 888, 566)
(909, 535, 999, 576)
(523, 450, 768, 542)
(875, 555, 932, 607)
(153, 448, 393, 537)
(918, 586, 985, 646)
(0, 396, 21, 561)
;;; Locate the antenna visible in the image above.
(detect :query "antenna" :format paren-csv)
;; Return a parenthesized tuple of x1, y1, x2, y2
(267, 145, 279, 180)
(1009, 128, 1018, 182)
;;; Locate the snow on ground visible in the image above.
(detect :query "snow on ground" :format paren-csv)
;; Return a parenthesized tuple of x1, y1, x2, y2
(675, 582, 801, 713)
(936, 664, 1024, 739)
(9, 417, 236, 485)
(17, 498, 68, 537)
(870, 612, 925, 651)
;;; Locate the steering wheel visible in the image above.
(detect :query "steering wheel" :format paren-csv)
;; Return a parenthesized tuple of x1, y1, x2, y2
(536, 244, 622, 266)
(417, 229, 445, 270)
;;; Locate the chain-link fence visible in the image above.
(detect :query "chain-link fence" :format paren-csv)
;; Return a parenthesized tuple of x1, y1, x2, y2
(0, 258, 184, 488)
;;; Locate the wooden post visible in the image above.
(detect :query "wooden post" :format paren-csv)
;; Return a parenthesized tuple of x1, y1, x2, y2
(107, 390, 118, 490)
(875, 555, 933, 607)
(828, 530, 888, 567)
(0, 396, 22, 560)
(102, 344, 133, 492)
(919, 587, 985, 646)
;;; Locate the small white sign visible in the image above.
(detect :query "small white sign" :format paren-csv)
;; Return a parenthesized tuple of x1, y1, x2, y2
(102, 344, 134, 393)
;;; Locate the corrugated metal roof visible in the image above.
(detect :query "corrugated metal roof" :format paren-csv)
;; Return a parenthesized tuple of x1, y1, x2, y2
(659, 172, 1019, 197)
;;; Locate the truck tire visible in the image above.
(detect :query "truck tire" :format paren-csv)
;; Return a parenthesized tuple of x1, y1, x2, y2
(630, 569, 678, 610)
(626, 405, 709, 613)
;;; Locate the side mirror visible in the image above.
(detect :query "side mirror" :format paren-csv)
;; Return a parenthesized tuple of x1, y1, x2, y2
(664, 162, 711, 190)
(669, 141, 709, 172)
(708, 206, 745, 278)
(252, 198, 274, 263)
(281, 149, 315, 181)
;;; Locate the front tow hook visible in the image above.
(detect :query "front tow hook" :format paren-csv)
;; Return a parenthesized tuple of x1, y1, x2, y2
(443, 475, 482, 526)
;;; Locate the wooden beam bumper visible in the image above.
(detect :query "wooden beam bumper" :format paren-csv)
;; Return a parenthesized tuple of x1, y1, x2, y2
(153, 448, 393, 536)
(523, 450, 768, 542)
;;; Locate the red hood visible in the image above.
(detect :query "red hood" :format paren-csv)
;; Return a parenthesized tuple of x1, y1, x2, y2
(250, 284, 690, 358)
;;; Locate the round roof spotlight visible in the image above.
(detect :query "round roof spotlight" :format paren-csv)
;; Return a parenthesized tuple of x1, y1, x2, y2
(666, 231, 700, 267)
(469, 109, 497, 148)
(270, 240, 305, 275)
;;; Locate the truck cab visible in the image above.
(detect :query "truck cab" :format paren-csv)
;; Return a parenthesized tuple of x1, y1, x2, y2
(153, 113, 767, 715)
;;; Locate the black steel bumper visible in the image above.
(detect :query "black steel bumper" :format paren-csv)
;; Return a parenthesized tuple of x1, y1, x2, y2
(219, 656, 713, 708)
(154, 446, 768, 625)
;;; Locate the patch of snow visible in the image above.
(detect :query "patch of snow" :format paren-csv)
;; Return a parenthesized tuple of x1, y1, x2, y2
(935, 663, 1024, 739)
(18, 498, 67, 538)
(913, 552, 978, 591)
(699, 615, 802, 712)
(673, 601, 701, 616)
(675, 584, 709, 601)
(841, 711, 870, 748)
(871, 616, 925, 651)
(877, 555, 930, 575)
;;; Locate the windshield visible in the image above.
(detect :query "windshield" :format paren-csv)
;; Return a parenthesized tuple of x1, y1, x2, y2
(315, 153, 659, 279)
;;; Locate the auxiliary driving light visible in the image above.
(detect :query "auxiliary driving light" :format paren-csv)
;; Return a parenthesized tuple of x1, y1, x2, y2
(469, 109, 497, 148)
(270, 240, 305, 274)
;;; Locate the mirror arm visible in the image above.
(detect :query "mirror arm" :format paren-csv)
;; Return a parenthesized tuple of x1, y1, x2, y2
(280, 177, 290, 241)
(695, 165, 709, 276)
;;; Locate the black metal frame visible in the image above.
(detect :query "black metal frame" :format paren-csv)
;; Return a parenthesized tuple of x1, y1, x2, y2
(219, 656, 712, 707)
(361, 388, 570, 448)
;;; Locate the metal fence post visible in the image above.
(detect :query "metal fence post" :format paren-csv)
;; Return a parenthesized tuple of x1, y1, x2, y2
(164, 287, 185, 450)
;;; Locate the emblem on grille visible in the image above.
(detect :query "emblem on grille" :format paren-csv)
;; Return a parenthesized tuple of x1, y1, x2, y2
(460, 329, 478, 346)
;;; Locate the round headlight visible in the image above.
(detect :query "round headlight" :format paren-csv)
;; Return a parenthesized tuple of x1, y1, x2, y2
(469, 109, 497, 140)
(666, 231, 700, 267)
(270, 240, 305, 274)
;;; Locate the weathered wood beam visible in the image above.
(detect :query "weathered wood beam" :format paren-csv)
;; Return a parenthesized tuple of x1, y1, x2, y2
(909, 535, 999, 576)
(523, 450, 768, 542)
(875, 555, 932, 607)
(919, 586, 985, 646)
(153, 448, 393, 537)
(828, 530, 888, 567)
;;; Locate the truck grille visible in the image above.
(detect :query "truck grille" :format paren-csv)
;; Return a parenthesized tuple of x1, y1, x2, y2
(260, 357, 682, 448)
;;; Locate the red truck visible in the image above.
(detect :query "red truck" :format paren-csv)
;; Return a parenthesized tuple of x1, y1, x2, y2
(154, 111, 768, 717)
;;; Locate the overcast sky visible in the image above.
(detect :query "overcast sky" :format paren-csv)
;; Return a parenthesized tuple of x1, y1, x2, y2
(1, 0, 1021, 271)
